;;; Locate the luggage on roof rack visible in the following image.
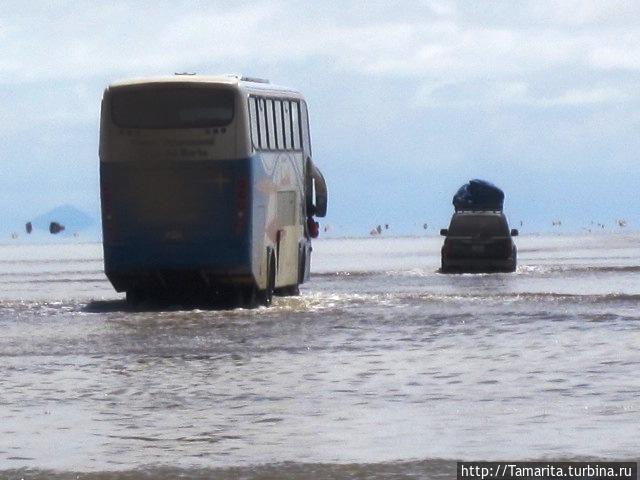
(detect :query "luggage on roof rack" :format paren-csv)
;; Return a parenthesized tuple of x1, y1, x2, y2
(453, 179, 504, 211)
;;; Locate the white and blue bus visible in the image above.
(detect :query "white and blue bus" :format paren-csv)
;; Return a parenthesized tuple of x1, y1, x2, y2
(99, 74, 327, 306)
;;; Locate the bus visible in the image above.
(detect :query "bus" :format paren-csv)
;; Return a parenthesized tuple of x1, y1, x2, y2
(99, 74, 327, 306)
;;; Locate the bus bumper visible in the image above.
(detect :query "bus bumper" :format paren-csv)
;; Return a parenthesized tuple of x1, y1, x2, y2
(104, 241, 252, 293)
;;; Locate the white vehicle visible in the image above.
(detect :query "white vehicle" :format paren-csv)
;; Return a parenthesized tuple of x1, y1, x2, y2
(99, 74, 327, 306)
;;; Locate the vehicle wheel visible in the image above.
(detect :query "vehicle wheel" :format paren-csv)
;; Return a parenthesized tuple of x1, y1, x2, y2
(275, 284, 300, 296)
(258, 254, 275, 306)
(509, 249, 517, 272)
(298, 249, 307, 284)
(240, 286, 259, 308)
(440, 258, 449, 273)
(126, 288, 144, 307)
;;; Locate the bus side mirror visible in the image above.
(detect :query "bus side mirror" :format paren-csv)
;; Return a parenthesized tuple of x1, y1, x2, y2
(511, 229, 519, 237)
(315, 190, 327, 218)
(306, 160, 327, 218)
(440, 229, 448, 236)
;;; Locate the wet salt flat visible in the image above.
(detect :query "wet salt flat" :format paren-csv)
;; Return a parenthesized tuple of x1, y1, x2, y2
(1, 233, 639, 478)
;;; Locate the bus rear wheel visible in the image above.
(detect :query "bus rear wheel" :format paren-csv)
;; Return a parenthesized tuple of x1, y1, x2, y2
(126, 288, 145, 307)
(237, 285, 258, 309)
(298, 248, 307, 284)
(258, 254, 276, 306)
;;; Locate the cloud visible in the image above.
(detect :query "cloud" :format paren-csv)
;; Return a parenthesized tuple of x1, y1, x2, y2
(415, 80, 637, 108)
(550, 86, 633, 106)
(524, 0, 640, 27)
(0, 0, 638, 137)
(589, 42, 640, 70)
(2, 1, 639, 84)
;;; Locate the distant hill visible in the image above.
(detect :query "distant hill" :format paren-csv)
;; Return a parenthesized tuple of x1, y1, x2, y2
(29, 205, 95, 233)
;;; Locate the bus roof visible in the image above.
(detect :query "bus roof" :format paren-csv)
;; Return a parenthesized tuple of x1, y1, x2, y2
(107, 74, 303, 97)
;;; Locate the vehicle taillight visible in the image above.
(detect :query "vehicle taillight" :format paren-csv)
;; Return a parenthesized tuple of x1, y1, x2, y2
(307, 217, 319, 238)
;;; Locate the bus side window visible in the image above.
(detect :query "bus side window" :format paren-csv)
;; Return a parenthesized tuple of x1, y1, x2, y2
(266, 99, 276, 150)
(282, 100, 292, 150)
(274, 100, 284, 150)
(258, 98, 268, 150)
(300, 101, 311, 156)
(249, 97, 259, 151)
(291, 100, 301, 150)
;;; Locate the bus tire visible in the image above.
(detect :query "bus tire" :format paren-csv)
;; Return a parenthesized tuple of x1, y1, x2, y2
(285, 285, 301, 296)
(240, 286, 258, 309)
(258, 253, 275, 306)
(126, 288, 144, 307)
(298, 249, 306, 285)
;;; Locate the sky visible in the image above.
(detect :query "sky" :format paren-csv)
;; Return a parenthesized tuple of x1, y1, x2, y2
(1, 0, 639, 237)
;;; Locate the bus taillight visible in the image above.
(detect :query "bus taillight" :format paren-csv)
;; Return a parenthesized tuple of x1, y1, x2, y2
(307, 217, 319, 238)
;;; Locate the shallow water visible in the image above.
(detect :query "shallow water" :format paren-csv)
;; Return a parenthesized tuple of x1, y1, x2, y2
(1, 234, 639, 478)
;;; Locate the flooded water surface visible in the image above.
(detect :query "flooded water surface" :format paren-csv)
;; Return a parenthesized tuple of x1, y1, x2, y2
(1, 234, 639, 478)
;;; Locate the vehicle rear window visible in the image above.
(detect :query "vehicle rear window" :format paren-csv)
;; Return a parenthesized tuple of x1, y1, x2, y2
(449, 215, 509, 236)
(111, 88, 234, 128)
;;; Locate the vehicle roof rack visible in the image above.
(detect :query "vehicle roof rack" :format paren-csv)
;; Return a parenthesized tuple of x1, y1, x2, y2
(455, 209, 504, 213)
(240, 76, 270, 84)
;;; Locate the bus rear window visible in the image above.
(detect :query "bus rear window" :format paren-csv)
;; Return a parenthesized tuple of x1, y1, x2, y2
(111, 88, 234, 128)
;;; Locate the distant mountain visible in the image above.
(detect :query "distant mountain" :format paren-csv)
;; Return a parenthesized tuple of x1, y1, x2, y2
(29, 205, 95, 233)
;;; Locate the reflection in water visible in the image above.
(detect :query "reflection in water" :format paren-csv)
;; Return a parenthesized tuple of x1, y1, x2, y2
(1, 234, 640, 475)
